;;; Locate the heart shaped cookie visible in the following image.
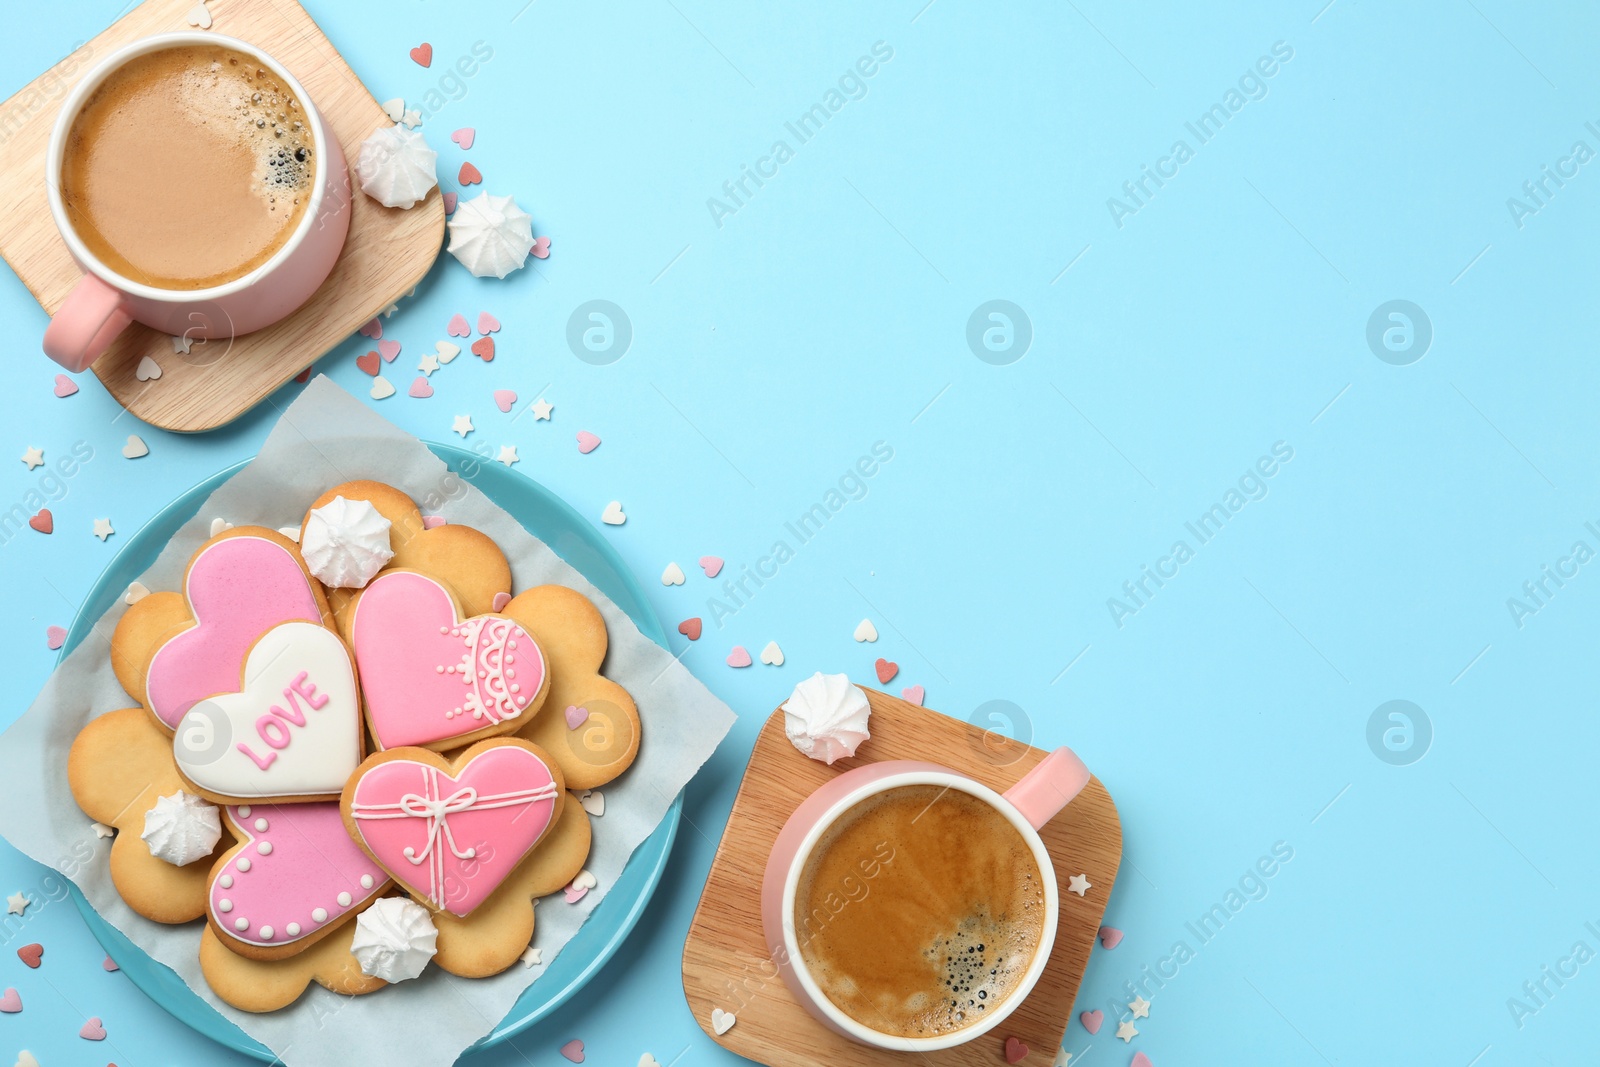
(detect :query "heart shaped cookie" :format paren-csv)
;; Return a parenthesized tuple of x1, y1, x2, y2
(174, 622, 362, 802)
(343, 740, 564, 917)
(351, 571, 549, 750)
(208, 802, 389, 960)
(141, 529, 328, 732)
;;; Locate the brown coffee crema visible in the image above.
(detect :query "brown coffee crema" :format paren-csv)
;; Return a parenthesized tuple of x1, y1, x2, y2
(59, 44, 315, 290)
(795, 784, 1046, 1038)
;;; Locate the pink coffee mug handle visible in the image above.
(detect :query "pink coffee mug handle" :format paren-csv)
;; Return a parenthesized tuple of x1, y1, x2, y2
(1003, 746, 1090, 830)
(44, 273, 132, 372)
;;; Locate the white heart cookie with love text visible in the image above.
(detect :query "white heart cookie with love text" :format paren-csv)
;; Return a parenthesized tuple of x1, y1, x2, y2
(174, 622, 361, 800)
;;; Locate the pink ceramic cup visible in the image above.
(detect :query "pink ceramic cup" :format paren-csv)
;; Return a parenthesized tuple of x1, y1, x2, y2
(760, 747, 1091, 1051)
(42, 32, 352, 372)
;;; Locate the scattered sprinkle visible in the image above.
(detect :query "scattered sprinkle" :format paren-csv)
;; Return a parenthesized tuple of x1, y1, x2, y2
(497, 445, 520, 467)
(102, 955, 119, 971)
(418, 353, 440, 376)
(45, 627, 66, 651)
(677, 618, 702, 641)
(874, 658, 898, 684)
(530, 398, 553, 420)
(172, 333, 194, 353)
(92, 822, 115, 839)
(531, 235, 552, 259)
(661, 562, 685, 586)
(726, 646, 752, 668)
(576, 431, 600, 454)
(1067, 873, 1092, 897)
(699, 556, 724, 578)
(601, 501, 625, 525)
(477, 312, 500, 334)
(458, 162, 482, 186)
(421, 516, 447, 530)
(1131, 1053, 1153, 1067)
(122, 582, 149, 605)
(519, 945, 542, 968)
(452, 127, 476, 150)
(359, 318, 383, 339)
(279, 526, 301, 542)
(853, 618, 878, 642)
(577, 790, 604, 816)
(27, 509, 52, 535)
(491, 592, 511, 611)
(1098, 926, 1124, 949)
(447, 314, 471, 338)
(1079, 1010, 1103, 1035)
(901, 685, 924, 705)
(356, 352, 381, 376)
(564, 869, 597, 904)
(79, 1016, 107, 1041)
(1128, 995, 1150, 1019)
(185, 0, 211, 29)
(564, 705, 589, 729)
(710, 1007, 736, 1036)
(20, 447, 43, 470)
(378, 339, 401, 362)
(443, 191, 458, 214)
(16, 943, 42, 968)
(409, 42, 433, 67)
(408, 377, 434, 399)
(209, 518, 233, 538)
(135, 356, 162, 381)
(122, 435, 149, 459)
(759, 641, 784, 666)
(470, 337, 495, 361)
(452, 415, 474, 438)
(1114, 1019, 1138, 1043)
(6, 893, 28, 916)
(494, 390, 517, 413)
(54, 374, 78, 398)
(1004, 1036, 1030, 1064)
(381, 98, 405, 122)
(0, 988, 19, 1013)
(559, 1039, 585, 1063)
(370, 376, 396, 400)
(92, 518, 114, 542)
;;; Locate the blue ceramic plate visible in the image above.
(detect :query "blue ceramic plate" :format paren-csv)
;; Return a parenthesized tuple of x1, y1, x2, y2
(60, 443, 680, 1061)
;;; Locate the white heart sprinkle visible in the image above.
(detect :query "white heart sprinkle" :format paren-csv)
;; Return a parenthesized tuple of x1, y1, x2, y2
(601, 501, 625, 526)
(370, 376, 396, 400)
(711, 1008, 736, 1036)
(135, 356, 162, 381)
(121, 434, 149, 459)
(571, 869, 597, 891)
(14, 1051, 41, 1067)
(661, 562, 685, 586)
(185, 1, 212, 29)
(278, 526, 301, 542)
(209, 518, 232, 538)
(381, 97, 405, 122)
(638, 1056, 662, 1067)
(578, 790, 605, 817)
(435, 340, 460, 364)
(123, 581, 150, 605)
(760, 641, 784, 666)
(853, 618, 878, 642)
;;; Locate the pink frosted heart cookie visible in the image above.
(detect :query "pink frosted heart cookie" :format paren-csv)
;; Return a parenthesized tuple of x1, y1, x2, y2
(209, 802, 389, 960)
(350, 570, 549, 751)
(142, 530, 327, 731)
(343, 739, 564, 917)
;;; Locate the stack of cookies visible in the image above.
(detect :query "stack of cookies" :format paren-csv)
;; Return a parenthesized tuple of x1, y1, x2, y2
(67, 481, 641, 1011)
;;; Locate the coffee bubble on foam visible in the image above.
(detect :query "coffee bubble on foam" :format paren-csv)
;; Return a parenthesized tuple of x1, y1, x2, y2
(185, 54, 314, 215)
(920, 902, 1040, 1032)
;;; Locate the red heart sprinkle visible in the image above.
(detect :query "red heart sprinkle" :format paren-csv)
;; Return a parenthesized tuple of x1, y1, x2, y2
(471, 337, 495, 362)
(355, 352, 380, 376)
(1003, 1036, 1029, 1063)
(458, 162, 482, 186)
(17, 943, 42, 968)
(874, 658, 898, 684)
(678, 618, 702, 641)
(293, 368, 311, 384)
(409, 43, 433, 67)
(28, 509, 52, 534)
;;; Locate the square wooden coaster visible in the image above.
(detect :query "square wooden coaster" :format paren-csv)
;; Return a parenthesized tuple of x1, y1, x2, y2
(682, 690, 1122, 1066)
(0, 0, 444, 432)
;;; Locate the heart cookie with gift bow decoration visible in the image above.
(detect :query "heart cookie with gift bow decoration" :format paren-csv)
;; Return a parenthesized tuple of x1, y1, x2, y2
(121, 528, 331, 734)
(341, 739, 565, 917)
(350, 570, 550, 751)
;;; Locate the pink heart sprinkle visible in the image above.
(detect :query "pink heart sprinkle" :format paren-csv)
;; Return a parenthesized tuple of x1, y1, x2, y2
(559, 1039, 585, 1063)
(1131, 1055, 1153, 1067)
(421, 515, 447, 529)
(102, 956, 118, 972)
(494, 389, 517, 413)
(477, 312, 500, 335)
(699, 556, 724, 578)
(563, 882, 589, 904)
(447, 313, 471, 337)
(443, 192, 458, 214)
(0, 988, 19, 1013)
(1079, 1009, 1103, 1035)
(726, 646, 752, 668)
(901, 685, 925, 705)
(530, 236, 551, 259)
(576, 431, 600, 454)
(492, 592, 511, 611)
(1098, 925, 1124, 949)
(408, 377, 434, 398)
(564, 705, 589, 729)
(378, 339, 401, 362)
(358, 318, 382, 339)
(80, 1016, 106, 1040)
(451, 127, 476, 150)
(54, 374, 78, 398)
(46, 625, 66, 650)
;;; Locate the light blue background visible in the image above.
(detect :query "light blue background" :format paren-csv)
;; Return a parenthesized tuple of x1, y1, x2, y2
(2, 0, 1596, 1063)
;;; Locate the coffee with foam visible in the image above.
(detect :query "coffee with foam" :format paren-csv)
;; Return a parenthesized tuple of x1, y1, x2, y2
(60, 44, 315, 291)
(794, 784, 1046, 1039)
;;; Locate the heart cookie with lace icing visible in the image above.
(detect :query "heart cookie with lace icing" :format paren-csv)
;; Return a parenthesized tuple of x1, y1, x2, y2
(342, 739, 565, 917)
(350, 570, 549, 751)
(209, 802, 389, 960)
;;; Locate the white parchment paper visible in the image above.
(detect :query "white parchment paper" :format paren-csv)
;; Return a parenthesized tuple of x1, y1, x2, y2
(0, 376, 736, 1066)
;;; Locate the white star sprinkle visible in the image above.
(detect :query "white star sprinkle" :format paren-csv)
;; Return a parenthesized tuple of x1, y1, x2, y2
(519, 946, 542, 968)
(1067, 873, 1091, 896)
(92, 518, 114, 541)
(171, 333, 192, 354)
(530, 398, 553, 420)
(419, 354, 440, 376)
(497, 445, 520, 467)
(401, 109, 422, 129)
(451, 414, 474, 438)
(20, 447, 43, 470)
(6, 892, 29, 916)
(1053, 1049, 1071, 1067)
(1129, 995, 1150, 1018)
(92, 822, 115, 839)
(382, 302, 401, 318)
(1115, 1020, 1138, 1042)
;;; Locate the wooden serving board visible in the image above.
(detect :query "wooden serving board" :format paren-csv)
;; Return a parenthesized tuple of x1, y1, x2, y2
(0, 0, 444, 432)
(682, 691, 1122, 1067)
